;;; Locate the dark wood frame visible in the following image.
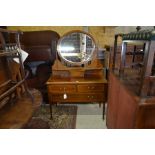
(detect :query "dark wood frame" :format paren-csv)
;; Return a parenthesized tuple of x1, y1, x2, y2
(119, 40, 155, 97)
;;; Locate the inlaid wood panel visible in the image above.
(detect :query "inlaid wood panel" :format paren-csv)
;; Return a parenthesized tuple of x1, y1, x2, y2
(48, 84, 76, 93)
(77, 84, 105, 92)
(50, 93, 105, 102)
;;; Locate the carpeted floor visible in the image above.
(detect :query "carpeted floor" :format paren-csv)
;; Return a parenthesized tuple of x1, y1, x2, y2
(25, 105, 78, 129)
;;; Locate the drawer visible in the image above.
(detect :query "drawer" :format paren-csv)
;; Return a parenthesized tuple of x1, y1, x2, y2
(49, 93, 105, 103)
(48, 84, 76, 93)
(77, 84, 105, 92)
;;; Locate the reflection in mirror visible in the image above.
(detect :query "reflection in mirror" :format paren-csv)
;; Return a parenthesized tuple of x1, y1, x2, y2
(57, 31, 96, 66)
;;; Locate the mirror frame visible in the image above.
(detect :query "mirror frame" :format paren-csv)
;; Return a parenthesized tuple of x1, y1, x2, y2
(57, 30, 96, 66)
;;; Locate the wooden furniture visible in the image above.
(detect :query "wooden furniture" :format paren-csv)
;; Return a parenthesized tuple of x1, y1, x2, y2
(46, 30, 107, 119)
(107, 29, 155, 128)
(0, 28, 42, 128)
(0, 89, 42, 128)
(109, 33, 144, 71)
(18, 31, 60, 103)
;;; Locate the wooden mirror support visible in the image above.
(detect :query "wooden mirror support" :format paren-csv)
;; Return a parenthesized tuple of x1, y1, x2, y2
(47, 30, 108, 119)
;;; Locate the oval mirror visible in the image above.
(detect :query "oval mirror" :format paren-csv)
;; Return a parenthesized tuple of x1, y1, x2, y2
(57, 31, 96, 66)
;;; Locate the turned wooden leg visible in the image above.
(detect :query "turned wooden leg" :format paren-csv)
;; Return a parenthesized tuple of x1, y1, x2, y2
(103, 103, 105, 120)
(50, 104, 53, 119)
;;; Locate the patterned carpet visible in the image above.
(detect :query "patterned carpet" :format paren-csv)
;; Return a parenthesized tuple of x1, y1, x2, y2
(25, 104, 77, 129)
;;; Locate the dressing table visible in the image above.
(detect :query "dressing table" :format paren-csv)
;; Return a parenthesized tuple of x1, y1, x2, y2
(46, 30, 107, 119)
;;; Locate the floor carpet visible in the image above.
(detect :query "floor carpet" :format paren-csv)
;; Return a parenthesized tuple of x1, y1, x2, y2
(25, 104, 78, 129)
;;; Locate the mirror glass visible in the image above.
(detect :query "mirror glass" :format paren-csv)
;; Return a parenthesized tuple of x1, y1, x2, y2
(57, 31, 96, 66)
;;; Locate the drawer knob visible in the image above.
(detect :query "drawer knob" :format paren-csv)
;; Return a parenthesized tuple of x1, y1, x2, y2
(63, 93, 67, 99)
(88, 96, 90, 98)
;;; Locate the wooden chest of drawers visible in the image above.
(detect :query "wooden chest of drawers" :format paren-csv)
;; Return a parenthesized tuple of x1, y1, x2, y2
(47, 77, 107, 118)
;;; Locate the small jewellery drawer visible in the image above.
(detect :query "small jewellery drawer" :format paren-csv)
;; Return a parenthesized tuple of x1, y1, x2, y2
(48, 84, 76, 93)
(77, 84, 104, 92)
(49, 93, 105, 102)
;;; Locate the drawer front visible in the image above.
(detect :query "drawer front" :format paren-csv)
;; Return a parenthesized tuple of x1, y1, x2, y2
(49, 93, 105, 103)
(77, 84, 105, 92)
(48, 84, 76, 93)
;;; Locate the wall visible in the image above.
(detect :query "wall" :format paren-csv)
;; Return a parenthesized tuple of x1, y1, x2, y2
(8, 26, 115, 48)
(89, 26, 115, 49)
